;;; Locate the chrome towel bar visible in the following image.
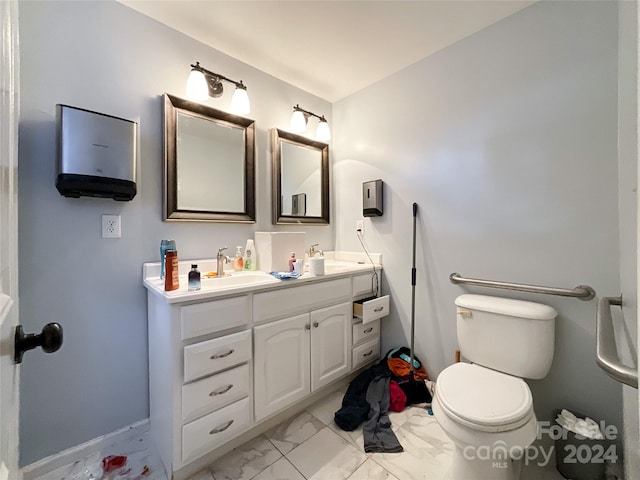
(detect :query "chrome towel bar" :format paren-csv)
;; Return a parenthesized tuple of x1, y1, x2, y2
(449, 272, 596, 301)
(596, 296, 638, 389)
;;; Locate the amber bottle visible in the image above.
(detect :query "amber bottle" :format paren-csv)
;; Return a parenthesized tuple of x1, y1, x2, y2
(164, 250, 179, 291)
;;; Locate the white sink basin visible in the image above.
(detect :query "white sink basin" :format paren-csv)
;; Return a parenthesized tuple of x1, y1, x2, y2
(202, 271, 279, 289)
(324, 260, 366, 273)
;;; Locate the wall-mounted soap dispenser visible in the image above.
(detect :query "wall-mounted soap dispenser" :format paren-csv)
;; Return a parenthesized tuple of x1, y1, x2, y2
(363, 179, 383, 217)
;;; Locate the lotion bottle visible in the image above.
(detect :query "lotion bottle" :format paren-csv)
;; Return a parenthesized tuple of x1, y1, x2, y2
(244, 239, 256, 271)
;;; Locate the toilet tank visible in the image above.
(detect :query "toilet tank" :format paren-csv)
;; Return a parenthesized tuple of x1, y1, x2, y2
(455, 294, 557, 379)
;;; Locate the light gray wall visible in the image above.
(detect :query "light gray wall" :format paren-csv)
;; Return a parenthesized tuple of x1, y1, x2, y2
(18, 0, 333, 465)
(333, 0, 623, 434)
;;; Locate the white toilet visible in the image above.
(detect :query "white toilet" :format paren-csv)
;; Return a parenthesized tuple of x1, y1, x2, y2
(432, 294, 557, 480)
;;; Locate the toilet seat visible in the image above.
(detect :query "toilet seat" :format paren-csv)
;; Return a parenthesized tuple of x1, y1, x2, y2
(436, 363, 533, 433)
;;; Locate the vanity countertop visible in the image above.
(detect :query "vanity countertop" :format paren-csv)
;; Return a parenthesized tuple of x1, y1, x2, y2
(143, 255, 381, 304)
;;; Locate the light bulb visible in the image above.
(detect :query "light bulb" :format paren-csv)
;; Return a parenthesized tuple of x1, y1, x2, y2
(316, 120, 331, 142)
(186, 70, 208, 101)
(290, 110, 306, 133)
(231, 87, 250, 115)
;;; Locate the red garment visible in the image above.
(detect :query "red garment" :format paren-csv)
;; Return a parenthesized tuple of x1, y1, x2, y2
(389, 380, 407, 412)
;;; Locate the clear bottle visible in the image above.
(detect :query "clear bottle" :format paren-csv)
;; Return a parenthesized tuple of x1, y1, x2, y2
(188, 264, 201, 291)
(244, 239, 256, 271)
(289, 252, 296, 272)
(233, 246, 244, 271)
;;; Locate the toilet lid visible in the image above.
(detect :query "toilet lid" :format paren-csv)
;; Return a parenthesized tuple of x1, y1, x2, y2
(437, 363, 533, 430)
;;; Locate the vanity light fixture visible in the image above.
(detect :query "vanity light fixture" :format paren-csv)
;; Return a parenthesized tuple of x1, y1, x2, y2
(186, 62, 250, 115)
(289, 104, 331, 142)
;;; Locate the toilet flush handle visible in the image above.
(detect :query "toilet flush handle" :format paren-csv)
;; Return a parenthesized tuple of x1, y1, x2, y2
(457, 310, 472, 318)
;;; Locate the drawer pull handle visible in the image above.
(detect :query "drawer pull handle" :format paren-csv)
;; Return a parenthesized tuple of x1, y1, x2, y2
(209, 384, 233, 396)
(305, 324, 311, 330)
(363, 350, 374, 357)
(374, 306, 384, 312)
(313, 322, 319, 328)
(209, 420, 234, 435)
(363, 327, 374, 334)
(210, 349, 234, 360)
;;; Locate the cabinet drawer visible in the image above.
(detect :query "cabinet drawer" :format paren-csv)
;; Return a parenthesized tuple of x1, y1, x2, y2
(352, 319, 380, 346)
(353, 295, 389, 323)
(182, 397, 251, 463)
(184, 330, 251, 383)
(182, 363, 250, 424)
(253, 278, 351, 325)
(181, 296, 249, 340)
(352, 338, 380, 370)
(352, 273, 377, 297)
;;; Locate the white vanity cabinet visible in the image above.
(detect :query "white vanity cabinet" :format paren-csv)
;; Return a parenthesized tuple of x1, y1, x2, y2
(144, 259, 386, 479)
(310, 302, 352, 390)
(254, 301, 352, 420)
(254, 313, 311, 420)
(147, 293, 253, 475)
(351, 274, 388, 369)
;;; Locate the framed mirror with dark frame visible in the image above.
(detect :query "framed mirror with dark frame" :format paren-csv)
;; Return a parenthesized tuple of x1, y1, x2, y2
(271, 128, 329, 225)
(163, 93, 256, 222)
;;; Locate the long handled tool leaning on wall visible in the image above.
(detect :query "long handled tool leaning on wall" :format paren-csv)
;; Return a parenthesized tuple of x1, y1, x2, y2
(396, 202, 432, 404)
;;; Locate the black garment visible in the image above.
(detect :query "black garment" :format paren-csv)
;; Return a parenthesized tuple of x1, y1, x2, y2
(334, 361, 390, 431)
(397, 377, 432, 405)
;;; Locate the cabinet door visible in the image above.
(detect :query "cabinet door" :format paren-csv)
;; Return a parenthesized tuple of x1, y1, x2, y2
(254, 313, 311, 420)
(310, 302, 352, 391)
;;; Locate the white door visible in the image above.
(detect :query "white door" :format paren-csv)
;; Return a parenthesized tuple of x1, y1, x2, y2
(0, 1, 20, 478)
(618, 1, 640, 478)
(254, 313, 310, 420)
(310, 302, 352, 391)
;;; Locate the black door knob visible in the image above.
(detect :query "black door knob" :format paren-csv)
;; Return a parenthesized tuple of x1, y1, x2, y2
(14, 323, 63, 364)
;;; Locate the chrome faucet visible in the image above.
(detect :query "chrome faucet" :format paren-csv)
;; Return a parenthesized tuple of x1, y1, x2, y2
(308, 243, 323, 257)
(217, 247, 230, 276)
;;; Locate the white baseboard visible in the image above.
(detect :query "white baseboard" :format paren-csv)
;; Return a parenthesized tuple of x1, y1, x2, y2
(21, 420, 150, 480)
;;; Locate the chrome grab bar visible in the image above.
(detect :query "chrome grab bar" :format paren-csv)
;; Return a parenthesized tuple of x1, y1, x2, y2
(449, 273, 596, 301)
(596, 296, 638, 389)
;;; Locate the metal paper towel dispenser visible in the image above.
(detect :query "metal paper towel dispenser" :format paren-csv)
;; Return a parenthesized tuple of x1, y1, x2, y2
(56, 104, 137, 201)
(363, 179, 383, 216)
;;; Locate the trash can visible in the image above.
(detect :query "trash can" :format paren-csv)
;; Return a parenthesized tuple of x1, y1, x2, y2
(553, 409, 615, 480)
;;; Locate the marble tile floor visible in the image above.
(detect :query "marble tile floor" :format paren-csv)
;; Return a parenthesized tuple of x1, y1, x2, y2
(33, 424, 166, 480)
(190, 388, 568, 480)
(32, 387, 570, 480)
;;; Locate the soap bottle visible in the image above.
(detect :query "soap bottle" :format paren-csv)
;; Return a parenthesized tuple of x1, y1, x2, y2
(188, 264, 201, 291)
(233, 246, 244, 271)
(164, 250, 179, 291)
(289, 252, 296, 272)
(244, 239, 256, 271)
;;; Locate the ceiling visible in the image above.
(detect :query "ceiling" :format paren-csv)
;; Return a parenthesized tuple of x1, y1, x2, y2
(119, 0, 536, 102)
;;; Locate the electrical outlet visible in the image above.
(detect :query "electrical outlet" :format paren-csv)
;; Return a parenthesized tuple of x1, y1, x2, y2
(356, 220, 364, 235)
(102, 214, 121, 238)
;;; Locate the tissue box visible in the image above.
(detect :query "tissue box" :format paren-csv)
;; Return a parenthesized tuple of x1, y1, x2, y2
(255, 232, 306, 272)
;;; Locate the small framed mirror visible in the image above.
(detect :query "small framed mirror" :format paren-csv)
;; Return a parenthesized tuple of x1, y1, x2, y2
(164, 93, 255, 222)
(272, 128, 329, 225)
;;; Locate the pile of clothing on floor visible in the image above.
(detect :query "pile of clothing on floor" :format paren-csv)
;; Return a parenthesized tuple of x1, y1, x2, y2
(334, 347, 436, 453)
